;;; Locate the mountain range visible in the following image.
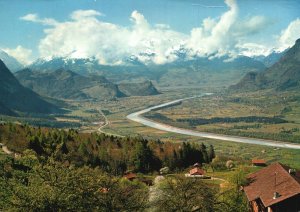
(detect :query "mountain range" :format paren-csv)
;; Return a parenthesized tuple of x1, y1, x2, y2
(231, 39, 300, 91)
(0, 60, 59, 116)
(15, 69, 159, 100)
(1, 38, 297, 117)
(253, 50, 288, 67)
(27, 55, 268, 88)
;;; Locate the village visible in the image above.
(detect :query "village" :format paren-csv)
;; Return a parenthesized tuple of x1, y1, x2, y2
(122, 157, 300, 212)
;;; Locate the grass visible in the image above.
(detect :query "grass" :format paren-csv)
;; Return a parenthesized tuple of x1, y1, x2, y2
(143, 90, 300, 143)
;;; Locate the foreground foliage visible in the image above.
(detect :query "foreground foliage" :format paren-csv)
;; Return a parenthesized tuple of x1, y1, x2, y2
(0, 155, 148, 211)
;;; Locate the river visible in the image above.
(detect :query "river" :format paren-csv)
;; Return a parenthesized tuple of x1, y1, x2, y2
(126, 94, 300, 150)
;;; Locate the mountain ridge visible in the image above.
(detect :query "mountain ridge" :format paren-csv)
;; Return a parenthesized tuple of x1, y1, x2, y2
(230, 39, 300, 91)
(15, 69, 160, 100)
(0, 60, 60, 115)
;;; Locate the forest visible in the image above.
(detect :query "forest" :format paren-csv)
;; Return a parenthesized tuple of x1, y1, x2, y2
(177, 116, 288, 126)
(0, 123, 216, 175)
(0, 123, 250, 211)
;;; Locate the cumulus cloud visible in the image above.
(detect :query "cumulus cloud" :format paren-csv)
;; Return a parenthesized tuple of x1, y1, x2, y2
(234, 16, 273, 36)
(32, 9, 187, 64)
(278, 18, 300, 51)
(20, 0, 283, 64)
(3, 45, 33, 65)
(186, 0, 274, 58)
(186, 0, 238, 57)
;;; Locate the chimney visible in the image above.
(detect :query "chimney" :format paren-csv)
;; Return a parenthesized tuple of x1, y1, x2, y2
(273, 192, 281, 199)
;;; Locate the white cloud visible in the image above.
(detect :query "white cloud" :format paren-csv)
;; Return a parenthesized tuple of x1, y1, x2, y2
(70, 10, 104, 20)
(33, 9, 187, 65)
(3, 45, 33, 65)
(234, 16, 272, 37)
(20, 0, 283, 64)
(186, 0, 238, 57)
(278, 18, 300, 51)
(20, 13, 58, 26)
(236, 43, 273, 57)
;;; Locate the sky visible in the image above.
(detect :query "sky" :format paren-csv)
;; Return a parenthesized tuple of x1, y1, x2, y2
(0, 0, 300, 65)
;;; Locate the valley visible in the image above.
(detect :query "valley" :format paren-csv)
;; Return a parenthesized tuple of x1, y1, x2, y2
(126, 94, 300, 149)
(42, 86, 299, 169)
(1, 1, 300, 209)
(1, 42, 300, 171)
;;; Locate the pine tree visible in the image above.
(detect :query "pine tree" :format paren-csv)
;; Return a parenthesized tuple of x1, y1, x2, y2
(208, 144, 216, 162)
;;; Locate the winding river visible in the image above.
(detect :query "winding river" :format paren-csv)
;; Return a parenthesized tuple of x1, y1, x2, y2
(127, 94, 300, 150)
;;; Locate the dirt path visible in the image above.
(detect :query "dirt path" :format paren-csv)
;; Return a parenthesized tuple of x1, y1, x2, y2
(0, 143, 14, 155)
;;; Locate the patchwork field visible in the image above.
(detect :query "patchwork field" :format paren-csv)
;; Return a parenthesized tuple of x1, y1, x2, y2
(74, 88, 300, 169)
(144, 90, 300, 144)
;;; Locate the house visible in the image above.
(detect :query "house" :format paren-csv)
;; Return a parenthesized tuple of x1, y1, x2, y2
(190, 167, 205, 176)
(185, 167, 206, 178)
(243, 162, 300, 212)
(252, 159, 267, 167)
(123, 172, 137, 181)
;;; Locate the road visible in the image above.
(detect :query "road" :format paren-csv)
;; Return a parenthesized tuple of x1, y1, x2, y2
(97, 109, 125, 137)
(127, 94, 300, 150)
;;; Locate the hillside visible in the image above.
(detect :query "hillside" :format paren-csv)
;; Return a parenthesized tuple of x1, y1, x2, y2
(15, 69, 125, 100)
(118, 81, 160, 96)
(231, 39, 300, 91)
(0, 60, 59, 115)
(15, 69, 160, 100)
(0, 102, 15, 116)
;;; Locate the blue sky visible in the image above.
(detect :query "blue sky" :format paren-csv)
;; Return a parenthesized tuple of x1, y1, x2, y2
(0, 0, 300, 65)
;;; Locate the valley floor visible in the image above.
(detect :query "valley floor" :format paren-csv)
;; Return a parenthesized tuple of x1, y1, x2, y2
(77, 87, 300, 169)
(2, 86, 300, 169)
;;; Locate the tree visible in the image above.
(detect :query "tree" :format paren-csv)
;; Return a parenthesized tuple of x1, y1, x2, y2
(152, 176, 226, 212)
(208, 144, 216, 162)
(178, 142, 207, 168)
(131, 140, 161, 173)
(29, 135, 44, 155)
(221, 167, 250, 212)
(2, 162, 148, 212)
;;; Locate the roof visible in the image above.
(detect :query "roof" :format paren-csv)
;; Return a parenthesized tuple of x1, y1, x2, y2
(252, 159, 266, 164)
(189, 167, 205, 175)
(124, 173, 137, 180)
(243, 163, 300, 207)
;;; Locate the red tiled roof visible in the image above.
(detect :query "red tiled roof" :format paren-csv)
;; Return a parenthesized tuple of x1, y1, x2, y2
(252, 159, 266, 164)
(189, 167, 205, 175)
(243, 163, 300, 207)
(124, 173, 137, 180)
